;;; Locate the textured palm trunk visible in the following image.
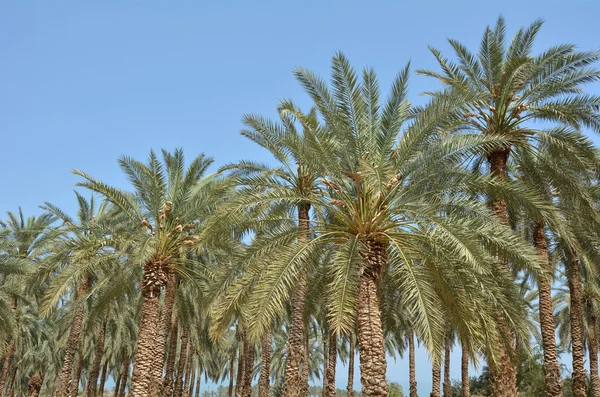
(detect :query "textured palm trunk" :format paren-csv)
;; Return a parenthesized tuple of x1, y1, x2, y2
(487, 149, 518, 397)
(259, 330, 271, 397)
(174, 330, 189, 397)
(195, 368, 201, 397)
(5, 366, 17, 397)
(568, 254, 588, 397)
(55, 278, 89, 397)
(532, 222, 563, 397)
(347, 337, 355, 397)
(228, 346, 236, 397)
(357, 242, 388, 397)
(323, 333, 329, 396)
(461, 340, 470, 397)
(409, 330, 418, 397)
(114, 373, 122, 397)
(235, 332, 246, 397)
(301, 331, 309, 396)
(118, 358, 130, 397)
(0, 338, 16, 394)
(431, 360, 441, 397)
(282, 203, 310, 397)
(71, 344, 85, 397)
(163, 320, 179, 396)
(86, 322, 106, 397)
(131, 262, 164, 397)
(150, 274, 177, 396)
(443, 335, 451, 397)
(242, 335, 255, 397)
(182, 345, 193, 397)
(324, 329, 337, 397)
(588, 310, 600, 397)
(99, 361, 108, 397)
(28, 373, 43, 397)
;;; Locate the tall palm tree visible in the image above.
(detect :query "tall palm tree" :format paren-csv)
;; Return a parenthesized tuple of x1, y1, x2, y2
(418, 16, 600, 397)
(73, 148, 225, 397)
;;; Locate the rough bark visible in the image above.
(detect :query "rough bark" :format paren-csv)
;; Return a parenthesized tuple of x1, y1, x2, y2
(347, 337, 355, 397)
(174, 329, 189, 397)
(150, 274, 177, 396)
(235, 331, 246, 397)
(195, 368, 201, 397)
(163, 320, 179, 396)
(568, 254, 588, 397)
(461, 340, 470, 397)
(589, 309, 600, 397)
(99, 361, 108, 397)
(118, 358, 130, 397)
(55, 278, 89, 397)
(5, 366, 17, 397)
(532, 222, 563, 397)
(443, 335, 451, 397)
(242, 335, 255, 397)
(182, 344, 193, 397)
(131, 262, 163, 397)
(409, 330, 418, 397)
(259, 330, 271, 397)
(431, 360, 441, 397)
(301, 331, 309, 397)
(86, 322, 106, 397)
(357, 242, 388, 397)
(324, 329, 337, 397)
(282, 203, 310, 397)
(323, 333, 329, 396)
(487, 149, 518, 397)
(28, 373, 43, 397)
(71, 344, 85, 397)
(0, 339, 16, 395)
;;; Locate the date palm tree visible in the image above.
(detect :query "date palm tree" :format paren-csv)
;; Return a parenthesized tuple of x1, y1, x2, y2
(72, 148, 226, 397)
(418, 16, 600, 397)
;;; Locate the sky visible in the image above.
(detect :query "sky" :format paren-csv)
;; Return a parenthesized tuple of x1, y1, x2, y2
(1, 0, 600, 395)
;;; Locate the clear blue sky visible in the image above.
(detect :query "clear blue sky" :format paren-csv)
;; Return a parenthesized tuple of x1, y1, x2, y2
(2, 1, 599, 395)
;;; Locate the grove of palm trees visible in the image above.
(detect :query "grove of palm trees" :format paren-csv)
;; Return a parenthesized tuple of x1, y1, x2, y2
(3, 15, 600, 397)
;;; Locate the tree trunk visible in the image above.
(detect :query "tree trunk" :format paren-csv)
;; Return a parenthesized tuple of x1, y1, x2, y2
(431, 359, 441, 397)
(99, 361, 108, 397)
(324, 329, 337, 397)
(228, 346, 236, 397)
(235, 331, 246, 397)
(150, 274, 177, 396)
(28, 373, 43, 397)
(531, 222, 563, 397)
(589, 310, 600, 397)
(242, 334, 255, 397)
(118, 358, 129, 397)
(443, 335, 451, 397)
(163, 320, 179, 396)
(301, 331, 309, 397)
(182, 344, 193, 397)
(347, 337, 355, 397)
(357, 242, 388, 397)
(56, 278, 89, 397)
(87, 322, 106, 397)
(5, 366, 17, 397)
(568, 253, 588, 397)
(195, 369, 201, 397)
(259, 331, 271, 397)
(114, 374, 122, 397)
(282, 203, 310, 397)
(0, 339, 16, 395)
(71, 344, 85, 397)
(461, 340, 470, 397)
(487, 149, 518, 397)
(409, 330, 417, 397)
(323, 333, 328, 396)
(174, 329, 188, 397)
(186, 362, 196, 397)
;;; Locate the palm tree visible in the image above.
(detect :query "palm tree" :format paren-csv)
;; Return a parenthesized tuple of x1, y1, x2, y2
(73, 148, 225, 397)
(418, 16, 600, 397)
